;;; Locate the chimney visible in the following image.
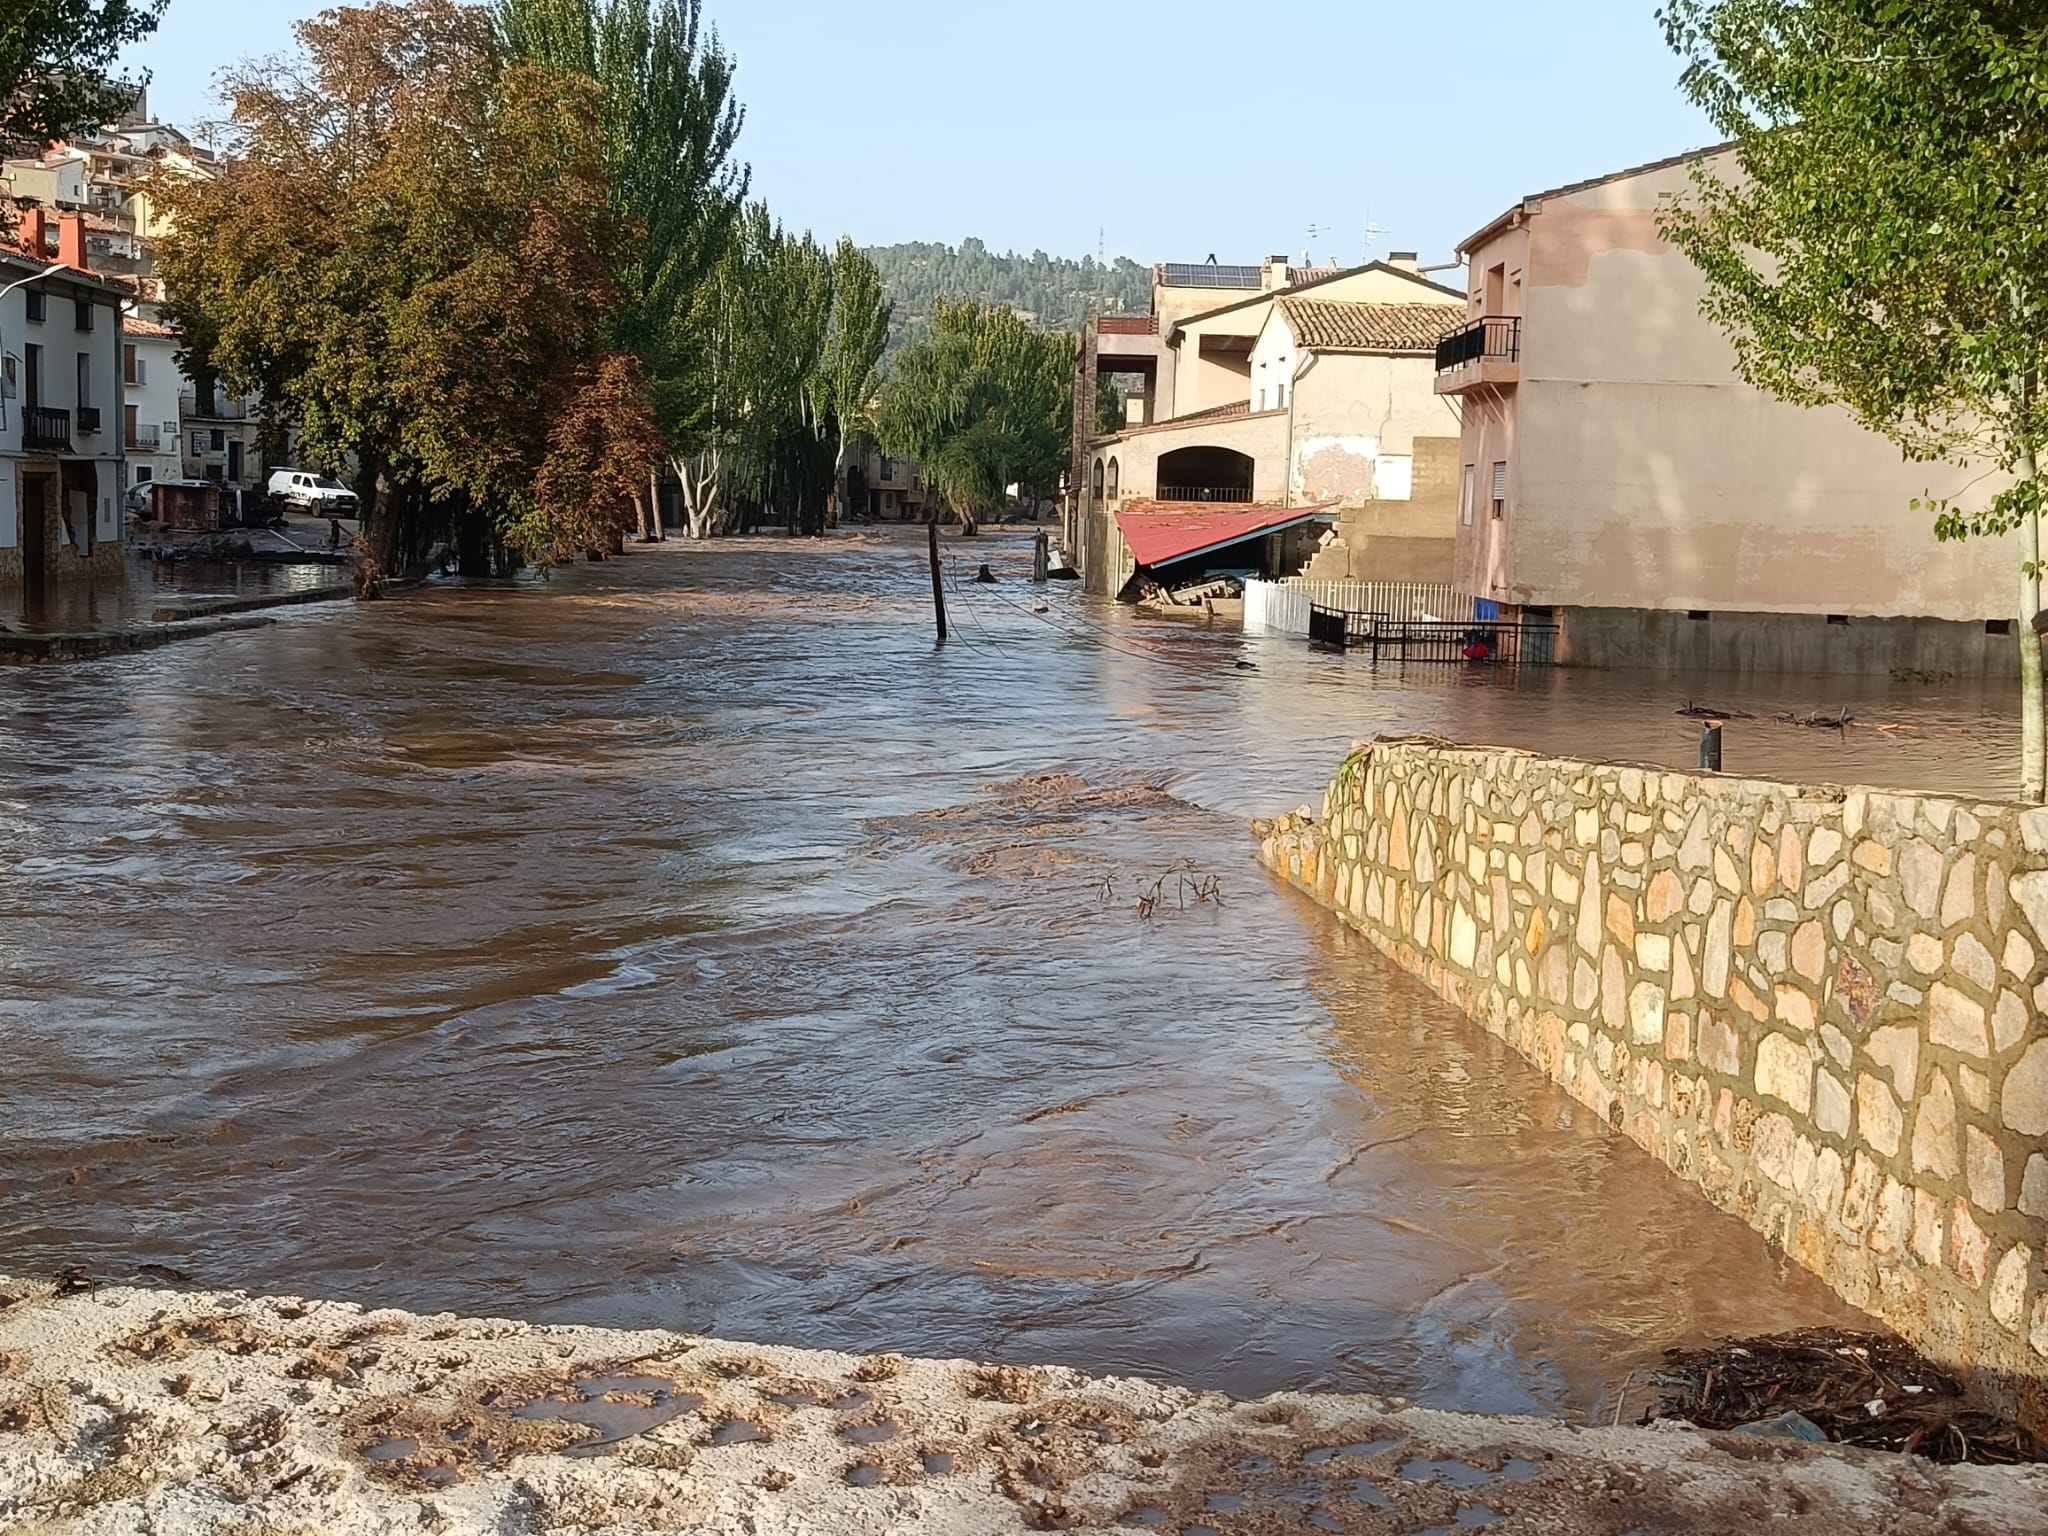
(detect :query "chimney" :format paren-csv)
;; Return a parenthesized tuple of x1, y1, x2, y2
(1389, 251, 1420, 274)
(1262, 255, 1291, 292)
(56, 212, 87, 271)
(19, 206, 48, 259)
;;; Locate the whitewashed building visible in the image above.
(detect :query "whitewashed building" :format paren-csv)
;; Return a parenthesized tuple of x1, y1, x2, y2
(0, 218, 129, 600)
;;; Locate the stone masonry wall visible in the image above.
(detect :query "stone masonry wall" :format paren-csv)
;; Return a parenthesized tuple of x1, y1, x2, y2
(1258, 738, 2048, 1398)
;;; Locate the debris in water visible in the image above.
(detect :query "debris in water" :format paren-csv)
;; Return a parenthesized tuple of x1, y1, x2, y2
(1674, 702, 1754, 720)
(1775, 707, 1854, 729)
(1647, 1328, 2046, 1465)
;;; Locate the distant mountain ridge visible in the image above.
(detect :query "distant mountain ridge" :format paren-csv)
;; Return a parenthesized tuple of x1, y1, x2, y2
(862, 238, 1150, 344)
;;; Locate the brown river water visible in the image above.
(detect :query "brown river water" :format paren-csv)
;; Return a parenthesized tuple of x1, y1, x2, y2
(0, 531, 2024, 1421)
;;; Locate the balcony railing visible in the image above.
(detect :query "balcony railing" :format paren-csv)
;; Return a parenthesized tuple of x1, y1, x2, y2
(1097, 315, 1160, 336)
(1157, 485, 1254, 504)
(23, 406, 71, 452)
(179, 390, 255, 421)
(1435, 316, 1521, 373)
(128, 423, 161, 450)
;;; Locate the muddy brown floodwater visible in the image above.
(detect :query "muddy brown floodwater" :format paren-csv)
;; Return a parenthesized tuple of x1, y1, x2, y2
(0, 532, 2022, 1425)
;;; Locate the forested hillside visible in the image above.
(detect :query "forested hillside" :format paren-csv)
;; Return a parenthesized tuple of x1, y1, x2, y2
(863, 239, 1149, 344)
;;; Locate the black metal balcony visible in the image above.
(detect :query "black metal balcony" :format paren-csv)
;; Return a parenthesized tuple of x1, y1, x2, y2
(23, 406, 71, 452)
(1435, 316, 1521, 373)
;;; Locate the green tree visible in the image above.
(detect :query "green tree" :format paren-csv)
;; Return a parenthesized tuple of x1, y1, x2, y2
(816, 237, 892, 524)
(156, 0, 655, 578)
(875, 300, 1073, 535)
(495, 0, 748, 539)
(1660, 0, 2048, 798)
(0, 1, 164, 146)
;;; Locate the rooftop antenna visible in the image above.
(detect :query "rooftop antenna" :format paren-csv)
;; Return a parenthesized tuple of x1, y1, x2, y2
(1362, 213, 1387, 264)
(1304, 223, 1329, 264)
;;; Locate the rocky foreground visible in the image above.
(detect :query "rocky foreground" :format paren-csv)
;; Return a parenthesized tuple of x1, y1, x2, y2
(1, 1275, 2043, 1534)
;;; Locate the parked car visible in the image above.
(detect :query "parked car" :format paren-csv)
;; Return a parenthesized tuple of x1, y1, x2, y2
(268, 469, 360, 516)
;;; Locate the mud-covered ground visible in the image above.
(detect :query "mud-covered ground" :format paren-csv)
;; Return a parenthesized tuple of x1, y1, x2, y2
(2, 1276, 2043, 1535)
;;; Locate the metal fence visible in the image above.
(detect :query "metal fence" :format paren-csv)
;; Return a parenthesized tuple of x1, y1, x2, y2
(1245, 578, 1472, 635)
(1309, 606, 1558, 666)
(1156, 485, 1254, 504)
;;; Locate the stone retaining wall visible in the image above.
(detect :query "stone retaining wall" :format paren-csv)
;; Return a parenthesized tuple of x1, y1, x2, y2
(1258, 738, 2048, 1396)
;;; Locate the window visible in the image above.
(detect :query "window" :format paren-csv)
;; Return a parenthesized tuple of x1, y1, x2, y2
(123, 344, 139, 385)
(134, 465, 152, 485)
(1461, 465, 1475, 526)
(209, 428, 225, 452)
(24, 290, 45, 324)
(74, 297, 94, 333)
(76, 351, 90, 410)
(1491, 461, 1508, 520)
(0, 354, 14, 399)
(1257, 388, 1267, 411)
(1106, 458, 1119, 500)
(1091, 458, 1105, 500)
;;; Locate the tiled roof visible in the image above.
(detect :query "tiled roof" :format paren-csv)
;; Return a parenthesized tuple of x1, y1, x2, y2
(1279, 299, 1466, 354)
(1094, 398, 1290, 446)
(124, 316, 177, 338)
(1166, 261, 1462, 341)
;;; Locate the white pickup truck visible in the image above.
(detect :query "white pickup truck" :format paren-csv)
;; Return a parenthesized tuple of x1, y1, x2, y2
(268, 470, 359, 516)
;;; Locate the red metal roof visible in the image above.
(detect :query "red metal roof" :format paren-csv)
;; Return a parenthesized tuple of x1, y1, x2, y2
(1115, 501, 1337, 568)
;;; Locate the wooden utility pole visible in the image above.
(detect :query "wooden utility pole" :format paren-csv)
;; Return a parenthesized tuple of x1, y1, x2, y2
(927, 521, 948, 642)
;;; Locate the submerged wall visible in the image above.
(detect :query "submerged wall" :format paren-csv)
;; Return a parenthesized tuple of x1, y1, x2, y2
(1259, 739, 2048, 1398)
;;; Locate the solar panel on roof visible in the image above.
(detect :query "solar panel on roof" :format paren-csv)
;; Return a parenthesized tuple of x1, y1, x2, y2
(1160, 263, 1261, 289)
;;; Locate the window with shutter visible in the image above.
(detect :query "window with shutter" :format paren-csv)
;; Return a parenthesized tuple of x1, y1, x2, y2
(1491, 461, 1507, 520)
(1461, 465, 1475, 526)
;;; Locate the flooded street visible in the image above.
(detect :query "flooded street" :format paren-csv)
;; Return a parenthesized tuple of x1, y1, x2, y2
(0, 533, 2019, 1423)
(0, 550, 349, 634)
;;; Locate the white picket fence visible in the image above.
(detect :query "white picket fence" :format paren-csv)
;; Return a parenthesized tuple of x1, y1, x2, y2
(1244, 578, 1475, 636)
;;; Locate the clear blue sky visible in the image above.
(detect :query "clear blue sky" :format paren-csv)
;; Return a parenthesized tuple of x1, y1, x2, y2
(127, 0, 1717, 266)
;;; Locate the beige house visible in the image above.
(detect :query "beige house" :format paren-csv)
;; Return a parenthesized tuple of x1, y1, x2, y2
(1439, 146, 2016, 674)
(1073, 257, 1465, 592)
(849, 447, 933, 521)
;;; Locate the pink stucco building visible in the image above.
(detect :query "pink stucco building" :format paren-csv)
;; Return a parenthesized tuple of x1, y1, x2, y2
(1438, 147, 2018, 675)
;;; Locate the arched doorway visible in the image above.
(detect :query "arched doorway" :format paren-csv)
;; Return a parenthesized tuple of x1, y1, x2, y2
(1157, 446, 1254, 503)
(1106, 457, 1120, 500)
(1091, 457, 1105, 501)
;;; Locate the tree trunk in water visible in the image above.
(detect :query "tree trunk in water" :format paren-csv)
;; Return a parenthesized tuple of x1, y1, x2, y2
(352, 454, 392, 597)
(2021, 456, 2045, 802)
